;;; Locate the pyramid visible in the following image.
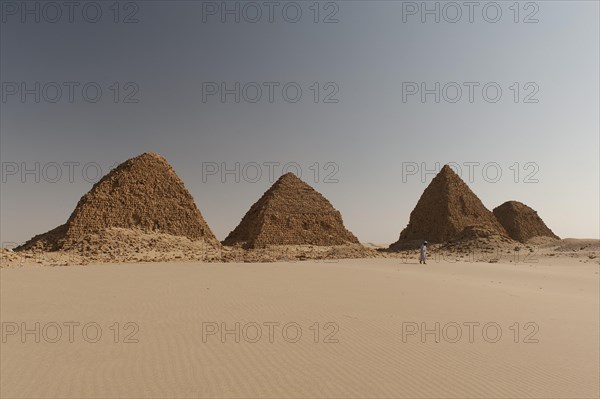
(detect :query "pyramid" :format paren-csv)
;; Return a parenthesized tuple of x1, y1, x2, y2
(493, 201, 559, 243)
(17, 152, 219, 251)
(223, 173, 359, 248)
(389, 165, 508, 249)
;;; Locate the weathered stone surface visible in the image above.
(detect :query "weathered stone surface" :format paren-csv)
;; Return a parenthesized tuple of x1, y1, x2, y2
(223, 173, 359, 248)
(389, 165, 508, 249)
(17, 152, 220, 252)
(493, 201, 559, 243)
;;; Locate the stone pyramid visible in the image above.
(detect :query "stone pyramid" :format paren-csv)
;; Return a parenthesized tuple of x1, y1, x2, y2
(223, 173, 359, 248)
(493, 201, 559, 243)
(389, 165, 508, 249)
(17, 152, 219, 251)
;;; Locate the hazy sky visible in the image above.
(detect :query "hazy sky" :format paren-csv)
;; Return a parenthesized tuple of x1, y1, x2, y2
(1, 1, 598, 245)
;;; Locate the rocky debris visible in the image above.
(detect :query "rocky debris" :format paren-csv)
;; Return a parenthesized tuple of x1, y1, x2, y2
(0, 248, 24, 268)
(64, 227, 223, 263)
(16, 152, 220, 255)
(221, 243, 378, 263)
(6, 238, 377, 267)
(223, 173, 360, 248)
(493, 201, 559, 243)
(8, 228, 222, 267)
(389, 165, 509, 250)
(548, 238, 599, 253)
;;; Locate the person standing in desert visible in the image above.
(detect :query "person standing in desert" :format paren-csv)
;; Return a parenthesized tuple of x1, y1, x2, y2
(419, 241, 427, 264)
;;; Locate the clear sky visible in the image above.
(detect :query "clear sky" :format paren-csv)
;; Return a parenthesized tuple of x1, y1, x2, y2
(1, 1, 598, 245)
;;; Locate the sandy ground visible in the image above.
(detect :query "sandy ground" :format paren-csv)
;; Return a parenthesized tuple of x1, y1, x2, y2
(1, 257, 598, 398)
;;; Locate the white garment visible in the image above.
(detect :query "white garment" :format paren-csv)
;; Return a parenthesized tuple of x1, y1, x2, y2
(419, 245, 427, 262)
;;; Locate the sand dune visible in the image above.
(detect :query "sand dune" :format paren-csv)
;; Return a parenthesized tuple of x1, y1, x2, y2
(1, 257, 598, 398)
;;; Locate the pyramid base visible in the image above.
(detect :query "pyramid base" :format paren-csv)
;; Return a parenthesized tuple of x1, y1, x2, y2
(14, 227, 223, 265)
(221, 243, 377, 262)
(388, 224, 513, 252)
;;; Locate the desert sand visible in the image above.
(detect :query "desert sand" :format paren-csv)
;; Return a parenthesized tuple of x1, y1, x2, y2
(2, 157, 597, 398)
(1, 254, 598, 398)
